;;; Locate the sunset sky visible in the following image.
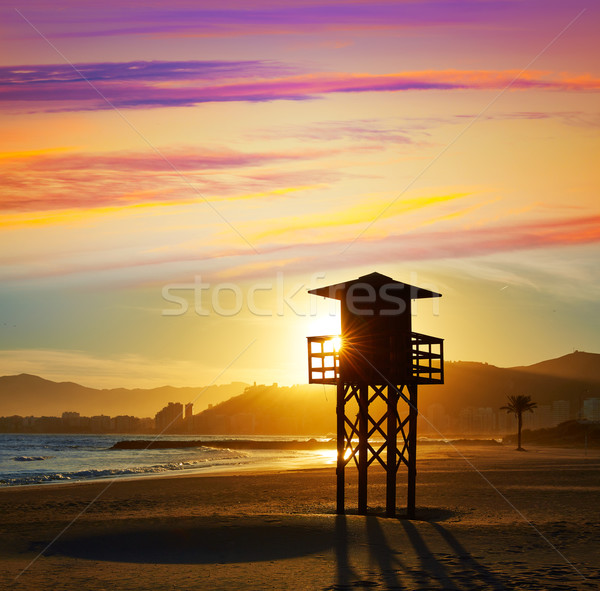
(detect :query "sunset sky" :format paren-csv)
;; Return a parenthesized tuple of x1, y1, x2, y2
(1, 0, 598, 388)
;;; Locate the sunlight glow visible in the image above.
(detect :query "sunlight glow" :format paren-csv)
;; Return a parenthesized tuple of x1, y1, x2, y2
(317, 447, 352, 465)
(307, 314, 340, 338)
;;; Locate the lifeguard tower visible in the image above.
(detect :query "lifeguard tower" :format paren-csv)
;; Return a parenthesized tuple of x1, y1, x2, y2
(307, 272, 443, 518)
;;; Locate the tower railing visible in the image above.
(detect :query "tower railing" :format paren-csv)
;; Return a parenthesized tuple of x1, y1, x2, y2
(307, 332, 443, 385)
(411, 331, 444, 384)
(307, 335, 340, 384)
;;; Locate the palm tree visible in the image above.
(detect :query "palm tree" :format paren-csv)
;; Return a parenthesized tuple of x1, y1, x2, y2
(501, 395, 537, 451)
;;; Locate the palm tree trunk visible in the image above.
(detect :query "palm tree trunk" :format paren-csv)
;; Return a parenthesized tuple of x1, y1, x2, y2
(517, 412, 523, 450)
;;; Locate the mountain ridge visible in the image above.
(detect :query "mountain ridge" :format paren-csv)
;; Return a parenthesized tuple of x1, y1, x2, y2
(0, 374, 249, 417)
(191, 351, 600, 435)
(1, 351, 598, 422)
(509, 351, 600, 383)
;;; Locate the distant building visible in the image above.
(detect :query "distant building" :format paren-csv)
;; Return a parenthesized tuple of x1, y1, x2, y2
(113, 415, 139, 433)
(422, 403, 448, 434)
(459, 406, 495, 434)
(535, 404, 553, 429)
(459, 407, 475, 433)
(91, 415, 111, 432)
(497, 410, 509, 434)
(61, 411, 81, 429)
(583, 398, 600, 422)
(35, 416, 62, 432)
(0, 415, 25, 432)
(155, 402, 184, 433)
(474, 407, 495, 433)
(137, 417, 155, 432)
(552, 400, 570, 425)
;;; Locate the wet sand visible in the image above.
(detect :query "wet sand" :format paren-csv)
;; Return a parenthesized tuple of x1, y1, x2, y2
(1, 444, 599, 590)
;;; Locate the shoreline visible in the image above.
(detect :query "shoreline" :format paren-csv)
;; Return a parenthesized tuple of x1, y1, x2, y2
(1, 435, 509, 491)
(108, 436, 506, 450)
(2, 440, 598, 490)
(1, 452, 335, 491)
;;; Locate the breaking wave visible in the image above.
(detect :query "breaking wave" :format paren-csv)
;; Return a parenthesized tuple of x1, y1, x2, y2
(0, 455, 247, 487)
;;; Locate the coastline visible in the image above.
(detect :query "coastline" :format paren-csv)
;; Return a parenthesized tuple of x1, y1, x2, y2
(0, 434, 504, 489)
(1, 448, 336, 491)
(0, 433, 339, 488)
(2, 445, 599, 590)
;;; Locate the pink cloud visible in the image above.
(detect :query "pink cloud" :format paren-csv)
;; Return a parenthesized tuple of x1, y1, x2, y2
(243, 213, 600, 278)
(5, 1, 584, 40)
(2, 62, 598, 112)
(0, 147, 346, 212)
(7, 212, 598, 284)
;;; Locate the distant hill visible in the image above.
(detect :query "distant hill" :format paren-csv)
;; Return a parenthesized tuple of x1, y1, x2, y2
(2, 351, 598, 432)
(503, 420, 600, 448)
(191, 383, 336, 436)
(0, 374, 248, 417)
(191, 351, 600, 435)
(510, 351, 600, 383)
(419, 351, 600, 414)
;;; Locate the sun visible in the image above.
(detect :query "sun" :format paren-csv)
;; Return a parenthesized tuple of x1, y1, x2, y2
(308, 314, 340, 338)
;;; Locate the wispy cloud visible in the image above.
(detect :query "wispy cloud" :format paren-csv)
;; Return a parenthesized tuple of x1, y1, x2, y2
(0, 146, 342, 214)
(254, 118, 421, 144)
(6, 1, 540, 40)
(2, 61, 598, 112)
(476, 111, 600, 128)
(4, 203, 599, 286)
(0, 145, 331, 173)
(250, 192, 471, 241)
(228, 213, 600, 280)
(0, 60, 294, 84)
(360, 214, 600, 264)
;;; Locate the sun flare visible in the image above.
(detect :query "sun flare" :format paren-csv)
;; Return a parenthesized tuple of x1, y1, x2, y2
(307, 314, 340, 338)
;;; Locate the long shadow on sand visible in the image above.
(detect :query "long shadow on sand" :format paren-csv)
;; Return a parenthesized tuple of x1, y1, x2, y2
(44, 516, 336, 564)
(46, 510, 506, 589)
(331, 510, 507, 591)
(401, 519, 506, 590)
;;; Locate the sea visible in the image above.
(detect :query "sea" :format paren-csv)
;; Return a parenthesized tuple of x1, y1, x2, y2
(0, 433, 336, 487)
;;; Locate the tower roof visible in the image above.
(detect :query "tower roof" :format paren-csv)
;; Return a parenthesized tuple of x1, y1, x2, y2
(308, 271, 441, 300)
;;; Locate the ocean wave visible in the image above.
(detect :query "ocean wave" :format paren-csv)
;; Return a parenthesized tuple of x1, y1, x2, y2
(0, 454, 248, 487)
(12, 456, 55, 462)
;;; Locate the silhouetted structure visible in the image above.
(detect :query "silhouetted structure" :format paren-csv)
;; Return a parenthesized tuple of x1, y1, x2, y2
(500, 394, 537, 451)
(155, 402, 184, 433)
(307, 272, 443, 518)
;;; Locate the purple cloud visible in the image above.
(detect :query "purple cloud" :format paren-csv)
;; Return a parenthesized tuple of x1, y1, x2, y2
(6, 1, 568, 40)
(0, 60, 294, 85)
(3, 61, 598, 112)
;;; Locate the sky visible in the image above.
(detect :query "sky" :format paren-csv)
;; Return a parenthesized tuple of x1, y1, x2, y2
(0, 0, 599, 389)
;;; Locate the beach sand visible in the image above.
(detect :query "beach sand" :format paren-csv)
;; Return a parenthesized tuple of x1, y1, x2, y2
(1, 444, 599, 590)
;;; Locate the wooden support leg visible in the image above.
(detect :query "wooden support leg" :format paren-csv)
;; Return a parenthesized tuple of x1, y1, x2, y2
(386, 385, 397, 518)
(407, 384, 418, 520)
(358, 384, 368, 515)
(336, 381, 345, 515)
